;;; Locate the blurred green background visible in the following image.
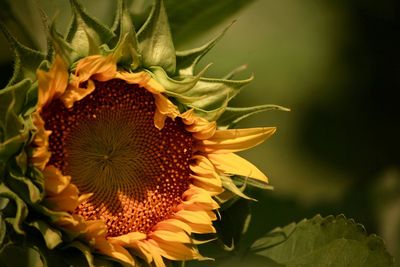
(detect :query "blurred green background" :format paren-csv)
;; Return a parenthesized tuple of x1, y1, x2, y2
(0, 0, 398, 265)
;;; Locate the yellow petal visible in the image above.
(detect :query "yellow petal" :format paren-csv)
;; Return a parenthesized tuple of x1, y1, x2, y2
(208, 153, 268, 182)
(153, 219, 192, 234)
(145, 241, 166, 267)
(108, 232, 147, 246)
(150, 230, 191, 244)
(183, 190, 219, 209)
(85, 220, 108, 240)
(130, 241, 153, 263)
(116, 71, 165, 94)
(175, 210, 213, 225)
(95, 241, 136, 267)
(42, 165, 71, 196)
(181, 109, 216, 140)
(31, 113, 51, 170)
(61, 80, 96, 108)
(190, 155, 220, 178)
(199, 127, 276, 153)
(56, 214, 87, 233)
(73, 55, 116, 85)
(186, 222, 216, 234)
(153, 94, 179, 130)
(30, 146, 51, 171)
(37, 55, 69, 109)
(78, 193, 93, 205)
(190, 174, 223, 195)
(44, 183, 80, 212)
(147, 239, 201, 261)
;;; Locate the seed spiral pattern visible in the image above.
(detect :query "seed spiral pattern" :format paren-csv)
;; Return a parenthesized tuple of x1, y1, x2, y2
(41, 79, 193, 236)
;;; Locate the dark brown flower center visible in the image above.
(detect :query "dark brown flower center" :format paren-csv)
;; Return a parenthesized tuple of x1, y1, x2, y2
(41, 79, 193, 237)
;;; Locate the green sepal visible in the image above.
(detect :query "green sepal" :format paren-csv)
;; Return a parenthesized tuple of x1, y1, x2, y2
(250, 214, 394, 266)
(149, 64, 214, 106)
(0, 23, 45, 86)
(219, 175, 255, 201)
(232, 175, 273, 191)
(66, 0, 115, 61)
(49, 21, 75, 66)
(223, 64, 249, 80)
(187, 76, 253, 110)
(217, 105, 290, 129)
(23, 82, 39, 117)
(137, 0, 176, 74)
(29, 220, 63, 250)
(32, 204, 69, 224)
(111, 0, 141, 69)
(0, 80, 32, 162)
(0, 183, 28, 235)
(175, 21, 234, 76)
(189, 100, 228, 122)
(150, 65, 211, 94)
(5, 154, 43, 204)
(34, 5, 55, 61)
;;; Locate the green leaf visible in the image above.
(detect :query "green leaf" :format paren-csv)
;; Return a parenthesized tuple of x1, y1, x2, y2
(137, 0, 176, 74)
(0, 21, 45, 85)
(0, 183, 28, 235)
(250, 215, 394, 266)
(217, 105, 290, 129)
(66, 0, 115, 60)
(175, 21, 233, 76)
(165, 0, 256, 46)
(29, 220, 62, 250)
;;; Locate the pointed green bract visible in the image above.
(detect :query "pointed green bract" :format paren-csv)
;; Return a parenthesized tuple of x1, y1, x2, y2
(6, 162, 42, 205)
(49, 22, 75, 66)
(29, 221, 62, 250)
(149, 64, 211, 98)
(233, 175, 273, 190)
(0, 80, 32, 161)
(220, 175, 255, 201)
(218, 105, 290, 129)
(181, 76, 253, 121)
(0, 24, 45, 86)
(111, 0, 141, 69)
(66, 0, 115, 61)
(175, 22, 234, 76)
(0, 183, 28, 235)
(138, 0, 176, 74)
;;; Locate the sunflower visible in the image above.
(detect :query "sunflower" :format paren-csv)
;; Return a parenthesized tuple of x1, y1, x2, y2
(0, 0, 286, 266)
